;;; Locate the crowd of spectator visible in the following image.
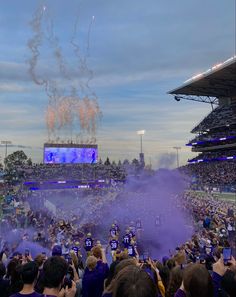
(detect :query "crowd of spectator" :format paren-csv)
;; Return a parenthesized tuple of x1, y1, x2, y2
(189, 150, 236, 162)
(14, 163, 127, 183)
(181, 160, 236, 189)
(0, 174, 235, 297)
(188, 128, 236, 145)
(191, 103, 236, 133)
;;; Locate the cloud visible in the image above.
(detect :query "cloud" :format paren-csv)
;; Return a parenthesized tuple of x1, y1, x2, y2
(0, 61, 30, 82)
(0, 82, 28, 93)
(0, 0, 234, 166)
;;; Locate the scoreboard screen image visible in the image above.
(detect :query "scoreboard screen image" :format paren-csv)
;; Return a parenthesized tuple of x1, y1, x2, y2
(44, 145, 98, 164)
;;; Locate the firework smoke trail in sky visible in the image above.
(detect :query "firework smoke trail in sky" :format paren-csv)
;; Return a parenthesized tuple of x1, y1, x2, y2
(71, 13, 86, 94)
(71, 13, 102, 142)
(27, 5, 45, 86)
(28, 5, 101, 143)
(28, 4, 59, 140)
(70, 14, 95, 90)
(84, 15, 95, 91)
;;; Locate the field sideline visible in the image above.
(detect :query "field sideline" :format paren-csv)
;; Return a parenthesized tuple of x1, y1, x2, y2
(191, 190, 236, 203)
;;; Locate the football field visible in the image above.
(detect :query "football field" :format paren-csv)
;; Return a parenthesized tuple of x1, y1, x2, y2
(192, 190, 236, 203)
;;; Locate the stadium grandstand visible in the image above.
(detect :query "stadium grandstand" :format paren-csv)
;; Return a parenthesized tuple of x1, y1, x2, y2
(169, 56, 236, 190)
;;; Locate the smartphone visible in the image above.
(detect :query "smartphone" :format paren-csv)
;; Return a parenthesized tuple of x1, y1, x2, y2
(63, 274, 72, 289)
(223, 247, 232, 265)
(143, 252, 149, 262)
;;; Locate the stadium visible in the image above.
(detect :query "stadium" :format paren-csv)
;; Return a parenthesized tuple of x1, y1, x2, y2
(170, 56, 236, 192)
(0, 2, 236, 297)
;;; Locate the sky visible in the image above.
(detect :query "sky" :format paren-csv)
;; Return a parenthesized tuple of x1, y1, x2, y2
(0, 0, 235, 168)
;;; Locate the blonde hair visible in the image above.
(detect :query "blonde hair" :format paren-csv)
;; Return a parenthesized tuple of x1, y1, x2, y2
(91, 246, 102, 259)
(86, 256, 97, 271)
(70, 251, 79, 270)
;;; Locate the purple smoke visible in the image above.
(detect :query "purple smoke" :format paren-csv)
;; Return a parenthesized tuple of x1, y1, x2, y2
(97, 169, 193, 259)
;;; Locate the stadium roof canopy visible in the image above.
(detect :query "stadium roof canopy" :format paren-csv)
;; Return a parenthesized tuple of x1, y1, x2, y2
(168, 56, 236, 105)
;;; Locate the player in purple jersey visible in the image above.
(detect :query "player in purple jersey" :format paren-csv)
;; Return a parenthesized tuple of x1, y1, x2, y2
(127, 244, 136, 257)
(113, 220, 120, 233)
(71, 246, 79, 256)
(109, 238, 119, 260)
(109, 224, 118, 239)
(128, 228, 136, 241)
(84, 233, 93, 254)
(122, 231, 131, 249)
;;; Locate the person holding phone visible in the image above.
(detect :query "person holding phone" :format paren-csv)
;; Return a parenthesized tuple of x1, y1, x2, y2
(212, 254, 236, 297)
(42, 256, 76, 297)
(222, 247, 232, 265)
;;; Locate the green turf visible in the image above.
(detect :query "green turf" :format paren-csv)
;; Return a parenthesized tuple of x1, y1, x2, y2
(190, 190, 236, 202)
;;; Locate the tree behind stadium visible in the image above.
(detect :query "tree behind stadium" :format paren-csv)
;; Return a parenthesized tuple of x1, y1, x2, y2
(4, 150, 31, 184)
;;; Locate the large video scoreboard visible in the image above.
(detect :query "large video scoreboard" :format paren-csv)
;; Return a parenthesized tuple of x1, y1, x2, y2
(43, 143, 98, 164)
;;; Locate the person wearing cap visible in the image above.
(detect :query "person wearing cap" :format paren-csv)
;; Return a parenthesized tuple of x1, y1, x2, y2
(52, 245, 62, 257)
(12, 251, 22, 260)
(10, 261, 41, 297)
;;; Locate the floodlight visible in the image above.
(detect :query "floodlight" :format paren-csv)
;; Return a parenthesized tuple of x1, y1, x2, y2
(137, 130, 145, 135)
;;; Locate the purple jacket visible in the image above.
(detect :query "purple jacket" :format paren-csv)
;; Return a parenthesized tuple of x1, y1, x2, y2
(82, 263, 109, 297)
(212, 271, 222, 297)
(174, 289, 186, 297)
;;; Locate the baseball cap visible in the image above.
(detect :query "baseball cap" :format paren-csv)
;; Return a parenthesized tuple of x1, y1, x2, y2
(52, 245, 62, 256)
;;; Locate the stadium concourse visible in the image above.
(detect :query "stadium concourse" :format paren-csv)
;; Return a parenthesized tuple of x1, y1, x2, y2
(0, 59, 236, 297)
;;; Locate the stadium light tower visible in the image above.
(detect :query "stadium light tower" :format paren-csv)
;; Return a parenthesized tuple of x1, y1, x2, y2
(173, 146, 181, 168)
(137, 130, 145, 167)
(1, 140, 12, 161)
(137, 130, 145, 153)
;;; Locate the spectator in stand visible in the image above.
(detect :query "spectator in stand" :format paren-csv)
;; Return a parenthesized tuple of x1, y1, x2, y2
(103, 258, 137, 297)
(91, 246, 109, 279)
(166, 266, 183, 297)
(174, 264, 214, 297)
(82, 255, 104, 297)
(51, 245, 62, 257)
(42, 256, 76, 297)
(34, 254, 46, 294)
(113, 265, 157, 297)
(221, 269, 236, 297)
(0, 262, 10, 297)
(10, 261, 41, 297)
(212, 256, 236, 297)
(5, 258, 23, 297)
